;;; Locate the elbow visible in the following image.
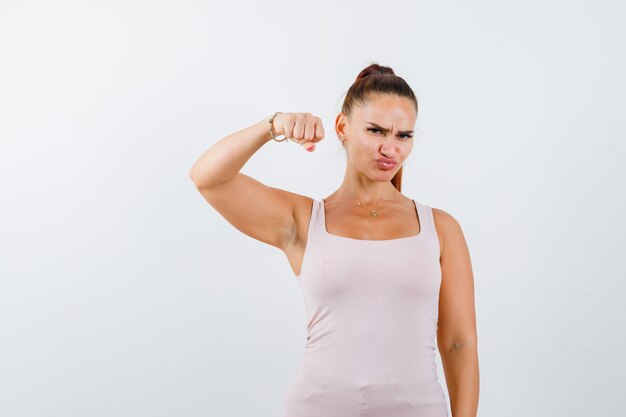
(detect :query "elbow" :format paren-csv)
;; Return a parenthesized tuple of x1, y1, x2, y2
(189, 165, 206, 188)
(447, 341, 474, 353)
(439, 333, 478, 355)
(189, 168, 221, 190)
(189, 168, 199, 187)
(444, 340, 478, 355)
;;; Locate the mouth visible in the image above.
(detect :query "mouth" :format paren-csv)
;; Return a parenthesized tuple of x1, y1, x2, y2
(375, 159, 397, 170)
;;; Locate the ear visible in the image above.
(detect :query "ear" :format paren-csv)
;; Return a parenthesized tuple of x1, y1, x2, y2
(335, 112, 347, 138)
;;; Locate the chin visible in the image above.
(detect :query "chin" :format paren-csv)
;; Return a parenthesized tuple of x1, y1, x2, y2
(373, 171, 397, 180)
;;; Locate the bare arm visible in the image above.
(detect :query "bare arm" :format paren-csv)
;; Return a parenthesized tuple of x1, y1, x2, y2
(434, 208, 480, 417)
(189, 113, 323, 250)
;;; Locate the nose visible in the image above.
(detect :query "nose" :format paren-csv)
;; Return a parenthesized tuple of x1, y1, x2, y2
(379, 133, 399, 156)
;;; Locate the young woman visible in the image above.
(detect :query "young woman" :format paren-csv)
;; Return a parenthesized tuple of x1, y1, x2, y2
(189, 63, 479, 417)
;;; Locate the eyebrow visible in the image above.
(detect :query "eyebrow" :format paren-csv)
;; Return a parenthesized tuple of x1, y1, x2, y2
(366, 122, 414, 135)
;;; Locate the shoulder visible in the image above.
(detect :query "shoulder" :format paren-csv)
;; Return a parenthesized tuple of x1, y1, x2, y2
(431, 207, 466, 257)
(431, 207, 462, 230)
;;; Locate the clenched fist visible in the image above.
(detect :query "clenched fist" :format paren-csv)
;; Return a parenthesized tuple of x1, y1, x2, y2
(271, 112, 325, 152)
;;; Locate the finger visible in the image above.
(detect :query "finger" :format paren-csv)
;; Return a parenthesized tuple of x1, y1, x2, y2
(292, 118, 305, 141)
(315, 118, 325, 140)
(282, 115, 294, 139)
(303, 119, 315, 143)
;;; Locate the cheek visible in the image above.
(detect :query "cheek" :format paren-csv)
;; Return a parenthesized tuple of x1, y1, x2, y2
(361, 139, 379, 153)
(401, 144, 414, 159)
(361, 145, 380, 162)
(351, 144, 376, 167)
(351, 139, 372, 156)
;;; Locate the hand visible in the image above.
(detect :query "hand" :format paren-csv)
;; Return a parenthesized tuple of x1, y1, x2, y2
(272, 112, 325, 152)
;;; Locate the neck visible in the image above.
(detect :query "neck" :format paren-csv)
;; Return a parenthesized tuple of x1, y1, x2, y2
(338, 182, 398, 205)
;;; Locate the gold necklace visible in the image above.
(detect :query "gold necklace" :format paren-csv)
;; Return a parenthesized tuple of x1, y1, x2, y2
(342, 186, 399, 218)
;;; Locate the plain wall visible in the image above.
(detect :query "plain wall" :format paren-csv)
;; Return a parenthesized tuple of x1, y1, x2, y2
(1, 0, 625, 416)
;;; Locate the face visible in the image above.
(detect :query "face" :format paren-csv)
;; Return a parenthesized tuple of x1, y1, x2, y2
(336, 94, 416, 181)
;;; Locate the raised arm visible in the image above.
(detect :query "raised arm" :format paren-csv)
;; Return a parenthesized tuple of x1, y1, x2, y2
(189, 113, 323, 250)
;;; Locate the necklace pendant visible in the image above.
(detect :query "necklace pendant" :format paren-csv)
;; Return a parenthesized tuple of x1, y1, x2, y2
(369, 210, 378, 217)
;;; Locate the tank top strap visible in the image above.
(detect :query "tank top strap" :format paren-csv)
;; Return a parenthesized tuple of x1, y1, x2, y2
(413, 199, 440, 252)
(302, 197, 323, 243)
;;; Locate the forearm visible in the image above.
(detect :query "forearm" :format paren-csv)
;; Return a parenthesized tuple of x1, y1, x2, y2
(440, 344, 480, 417)
(189, 115, 273, 189)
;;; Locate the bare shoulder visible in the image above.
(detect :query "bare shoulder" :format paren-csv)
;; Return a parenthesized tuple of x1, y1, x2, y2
(431, 207, 466, 258)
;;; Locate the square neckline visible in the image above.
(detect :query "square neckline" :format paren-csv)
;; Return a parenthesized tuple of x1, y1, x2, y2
(320, 198, 423, 242)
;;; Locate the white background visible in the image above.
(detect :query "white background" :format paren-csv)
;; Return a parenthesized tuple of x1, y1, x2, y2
(1, 1, 625, 416)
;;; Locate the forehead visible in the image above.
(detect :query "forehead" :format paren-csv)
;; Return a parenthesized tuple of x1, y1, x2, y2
(353, 94, 416, 125)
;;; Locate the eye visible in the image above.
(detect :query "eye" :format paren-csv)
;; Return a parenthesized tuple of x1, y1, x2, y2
(368, 128, 412, 139)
